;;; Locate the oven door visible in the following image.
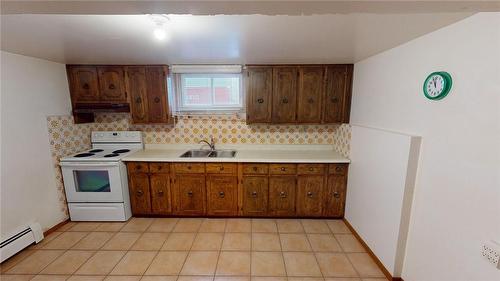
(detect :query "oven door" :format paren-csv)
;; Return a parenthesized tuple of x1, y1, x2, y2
(61, 162, 125, 203)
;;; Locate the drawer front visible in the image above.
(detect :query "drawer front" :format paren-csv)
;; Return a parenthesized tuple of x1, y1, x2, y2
(206, 163, 237, 174)
(297, 164, 326, 175)
(269, 164, 297, 175)
(242, 164, 269, 175)
(127, 162, 149, 174)
(174, 163, 205, 174)
(328, 164, 348, 175)
(149, 163, 170, 173)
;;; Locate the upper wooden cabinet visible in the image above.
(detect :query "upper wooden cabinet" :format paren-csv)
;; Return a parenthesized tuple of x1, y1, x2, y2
(245, 67, 273, 123)
(245, 64, 353, 124)
(66, 64, 171, 124)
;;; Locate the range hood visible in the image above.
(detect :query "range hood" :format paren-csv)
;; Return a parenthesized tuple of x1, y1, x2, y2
(72, 103, 130, 124)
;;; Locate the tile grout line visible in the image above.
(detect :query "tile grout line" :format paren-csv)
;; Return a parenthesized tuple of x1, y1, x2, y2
(275, 219, 288, 279)
(304, 220, 326, 280)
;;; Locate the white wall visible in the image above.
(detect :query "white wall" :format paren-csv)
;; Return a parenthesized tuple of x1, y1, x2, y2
(350, 13, 500, 281)
(1, 51, 72, 237)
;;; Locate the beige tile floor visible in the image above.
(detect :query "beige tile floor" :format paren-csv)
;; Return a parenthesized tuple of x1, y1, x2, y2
(0, 218, 387, 281)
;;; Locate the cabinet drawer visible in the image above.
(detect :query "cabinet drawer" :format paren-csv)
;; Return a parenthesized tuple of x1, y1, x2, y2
(269, 164, 297, 175)
(297, 164, 326, 175)
(206, 163, 237, 174)
(243, 163, 269, 175)
(174, 163, 205, 173)
(328, 164, 348, 175)
(127, 162, 149, 173)
(149, 163, 170, 173)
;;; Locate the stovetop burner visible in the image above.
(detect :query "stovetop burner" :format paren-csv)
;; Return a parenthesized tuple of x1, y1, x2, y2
(104, 153, 119, 158)
(88, 149, 104, 153)
(113, 149, 130, 154)
(74, 153, 95, 158)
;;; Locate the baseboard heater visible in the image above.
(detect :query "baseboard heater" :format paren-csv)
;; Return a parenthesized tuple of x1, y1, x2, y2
(0, 223, 43, 263)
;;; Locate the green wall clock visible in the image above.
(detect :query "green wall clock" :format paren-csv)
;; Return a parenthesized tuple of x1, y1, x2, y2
(423, 71, 452, 100)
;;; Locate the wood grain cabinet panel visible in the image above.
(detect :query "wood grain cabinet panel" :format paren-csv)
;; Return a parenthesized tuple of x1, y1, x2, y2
(146, 66, 170, 123)
(297, 164, 326, 175)
(149, 162, 170, 173)
(242, 164, 269, 175)
(128, 173, 152, 215)
(296, 176, 324, 217)
(246, 67, 273, 123)
(174, 163, 205, 174)
(272, 67, 298, 123)
(150, 174, 172, 215)
(207, 175, 238, 216)
(323, 65, 353, 123)
(269, 164, 297, 175)
(323, 174, 347, 217)
(97, 66, 127, 102)
(173, 175, 206, 215)
(67, 66, 100, 103)
(127, 162, 149, 174)
(126, 66, 149, 123)
(206, 163, 237, 174)
(242, 176, 269, 216)
(269, 176, 296, 216)
(297, 66, 324, 123)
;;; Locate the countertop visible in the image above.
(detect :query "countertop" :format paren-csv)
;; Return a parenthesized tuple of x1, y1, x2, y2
(122, 144, 350, 163)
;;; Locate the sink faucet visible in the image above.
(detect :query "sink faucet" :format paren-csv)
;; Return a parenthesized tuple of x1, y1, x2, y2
(199, 136, 216, 151)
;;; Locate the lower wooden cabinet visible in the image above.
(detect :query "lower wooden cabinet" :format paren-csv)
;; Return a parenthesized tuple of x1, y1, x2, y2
(269, 176, 296, 216)
(173, 175, 206, 216)
(126, 162, 348, 218)
(241, 176, 269, 216)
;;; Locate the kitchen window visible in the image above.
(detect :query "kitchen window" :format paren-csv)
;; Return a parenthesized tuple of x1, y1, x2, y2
(169, 65, 243, 114)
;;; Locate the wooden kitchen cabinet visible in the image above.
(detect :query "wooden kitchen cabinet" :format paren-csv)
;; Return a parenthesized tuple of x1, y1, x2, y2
(146, 66, 170, 123)
(67, 66, 100, 103)
(128, 173, 152, 216)
(97, 66, 127, 102)
(173, 175, 206, 216)
(126, 67, 149, 123)
(241, 176, 269, 216)
(323, 164, 348, 217)
(296, 175, 324, 216)
(207, 175, 238, 216)
(246, 67, 273, 123)
(269, 176, 296, 216)
(297, 66, 324, 123)
(150, 174, 172, 215)
(323, 65, 353, 123)
(272, 67, 298, 123)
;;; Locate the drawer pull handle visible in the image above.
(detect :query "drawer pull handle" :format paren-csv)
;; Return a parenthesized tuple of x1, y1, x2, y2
(335, 167, 342, 172)
(82, 83, 90, 90)
(109, 84, 116, 90)
(257, 98, 264, 104)
(136, 190, 144, 196)
(219, 191, 225, 198)
(253, 166, 258, 171)
(157, 165, 162, 170)
(309, 167, 314, 171)
(308, 98, 314, 104)
(307, 191, 313, 198)
(187, 191, 193, 197)
(158, 190, 164, 196)
(280, 167, 286, 171)
(251, 191, 258, 198)
(136, 165, 142, 170)
(219, 167, 224, 171)
(279, 191, 287, 198)
(187, 166, 192, 170)
(333, 192, 340, 198)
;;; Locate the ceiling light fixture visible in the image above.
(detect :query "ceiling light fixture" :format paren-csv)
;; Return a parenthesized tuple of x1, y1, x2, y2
(148, 14, 170, 41)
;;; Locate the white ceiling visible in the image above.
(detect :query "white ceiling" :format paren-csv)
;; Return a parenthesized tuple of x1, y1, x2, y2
(1, 13, 473, 64)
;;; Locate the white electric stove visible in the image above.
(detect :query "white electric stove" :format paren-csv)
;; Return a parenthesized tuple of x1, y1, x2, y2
(60, 131, 143, 221)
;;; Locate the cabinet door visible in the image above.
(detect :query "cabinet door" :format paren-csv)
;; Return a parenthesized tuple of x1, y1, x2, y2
(68, 66, 100, 103)
(207, 176, 238, 216)
(97, 67, 127, 102)
(269, 176, 296, 216)
(324, 174, 347, 217)
(127, 67, 149, 123)
(174, 175, 206, 215)
(150, 174, 172, 215)
(146, 66, 170, 123)
(323, 65, 353, 123)
(242, 176, 269, 216)
(296, 176, 324, 217)
(246, 67, 273, 123)
(297, 66, 324, 123)
(272, 67, 298, 123)
(128, 173, 151, 215)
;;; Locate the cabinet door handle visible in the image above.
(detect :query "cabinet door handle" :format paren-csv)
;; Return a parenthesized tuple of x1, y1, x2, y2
(219, 191, 225, 198)
(307, 191, 313, 198)
(335, 166, 342, 172)
(109, 84, 116, 90)
(251, 191, 258, 198)
(257, 98, 264, 104)
(82, 83, 90, 90)
(187, 191, 193, 197)
(333, 192, 340, 198)
(279, 191, 287, 198)
(154, 97, 160, 103)
(135, 97, 142, 103)
(253, 166, 258, 171)
(158, 190, 164, 196)
(136, 190, 144, 196)
(331, 97, 339, 103)
(282, 98, 288, 104)
(308, 98, 314, 104)
(280, 167, 286, 171)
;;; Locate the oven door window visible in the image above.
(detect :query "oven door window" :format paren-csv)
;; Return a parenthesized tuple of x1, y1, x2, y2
(73, 170, 111, 192)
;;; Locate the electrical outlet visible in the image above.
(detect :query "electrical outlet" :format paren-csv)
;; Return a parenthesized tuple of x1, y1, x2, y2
(482, 240, 500, 269)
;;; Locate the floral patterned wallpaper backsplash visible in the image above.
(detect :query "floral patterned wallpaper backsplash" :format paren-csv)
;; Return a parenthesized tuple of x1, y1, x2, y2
(46, 113, 351, 216)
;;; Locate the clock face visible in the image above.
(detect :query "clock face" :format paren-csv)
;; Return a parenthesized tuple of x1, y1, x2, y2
(423, 71, 452, 100)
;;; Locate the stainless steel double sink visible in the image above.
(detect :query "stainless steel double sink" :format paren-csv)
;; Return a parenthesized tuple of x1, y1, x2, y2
(180, 149, 237, 158)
